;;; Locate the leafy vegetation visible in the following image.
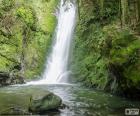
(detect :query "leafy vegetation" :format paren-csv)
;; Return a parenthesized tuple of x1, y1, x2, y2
(72, 0, 140, 98)
(0, 0, 58, 79)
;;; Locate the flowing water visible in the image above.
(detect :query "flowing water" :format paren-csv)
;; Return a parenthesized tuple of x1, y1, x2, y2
(28, 0, 76, 85)
(0, 84, 140, 116)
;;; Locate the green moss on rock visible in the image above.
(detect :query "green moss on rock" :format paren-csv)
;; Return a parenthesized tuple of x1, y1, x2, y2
(0, 0, 58, 80)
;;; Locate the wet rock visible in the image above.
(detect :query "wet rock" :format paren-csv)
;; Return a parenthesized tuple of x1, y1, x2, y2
(0, 71, 25, 86)
(0, 72, 9, 86)
(59, 103, 69, 109)
(29, 92, 62, 114)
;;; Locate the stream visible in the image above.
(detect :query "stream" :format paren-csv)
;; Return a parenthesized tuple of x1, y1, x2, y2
(0, 84, 140, 116)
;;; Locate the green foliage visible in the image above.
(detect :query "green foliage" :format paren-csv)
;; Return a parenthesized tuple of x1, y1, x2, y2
(24, 30, 52, 79)
(71, 0, 118, 88)
(72, 22, 108, 89)
(16, 6, 36, 28)
(72, 0, 140, 93)
(101, 24, 140, 86)
(0, 0, 58, 79)
(45, 0, 58, 33)
(1, 0, 15, 11)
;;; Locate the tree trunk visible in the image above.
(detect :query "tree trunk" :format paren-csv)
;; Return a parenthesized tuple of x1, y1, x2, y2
(119, 0, 122, 27)
(77, 0, 80, 19)
(137, 0, 140, 22)
(98, 0, 104, 18)
(121, 0, 128, 26)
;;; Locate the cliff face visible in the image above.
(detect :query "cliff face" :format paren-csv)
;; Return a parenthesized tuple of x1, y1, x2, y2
(72, 0, 140, 99)
(0, 0, 58, 80)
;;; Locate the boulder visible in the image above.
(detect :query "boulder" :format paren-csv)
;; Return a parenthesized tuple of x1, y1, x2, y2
(29, 92, 62, 114)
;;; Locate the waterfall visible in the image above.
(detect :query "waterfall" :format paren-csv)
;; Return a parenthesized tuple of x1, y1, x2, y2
(27, 0, 76, 85)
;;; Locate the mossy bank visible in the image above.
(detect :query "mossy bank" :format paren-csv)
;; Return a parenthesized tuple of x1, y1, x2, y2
(71, 0, 140, 99)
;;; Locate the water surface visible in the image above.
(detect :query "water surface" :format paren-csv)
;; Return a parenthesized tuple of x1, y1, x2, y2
(0, 84, 140, 116)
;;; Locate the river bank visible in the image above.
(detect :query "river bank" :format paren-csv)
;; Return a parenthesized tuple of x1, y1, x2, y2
(72, 0, 140, 99)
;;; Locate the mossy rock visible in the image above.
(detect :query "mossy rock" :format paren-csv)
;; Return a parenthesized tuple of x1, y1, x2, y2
(29, 92, 62, 114)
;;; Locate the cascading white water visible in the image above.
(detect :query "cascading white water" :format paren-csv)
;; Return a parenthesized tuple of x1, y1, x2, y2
(27, 0, 76, 85)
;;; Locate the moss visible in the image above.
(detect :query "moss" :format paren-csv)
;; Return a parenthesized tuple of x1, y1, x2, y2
(1, 0, 15, 11)
(16, 6, 36, 27)
(0, 0, 58, 79)
(72, 0, 140, 98)
(101, 24, 140, 90)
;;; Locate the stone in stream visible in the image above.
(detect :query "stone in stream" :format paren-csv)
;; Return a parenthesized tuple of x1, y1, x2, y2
(29, 92, 62, 114)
